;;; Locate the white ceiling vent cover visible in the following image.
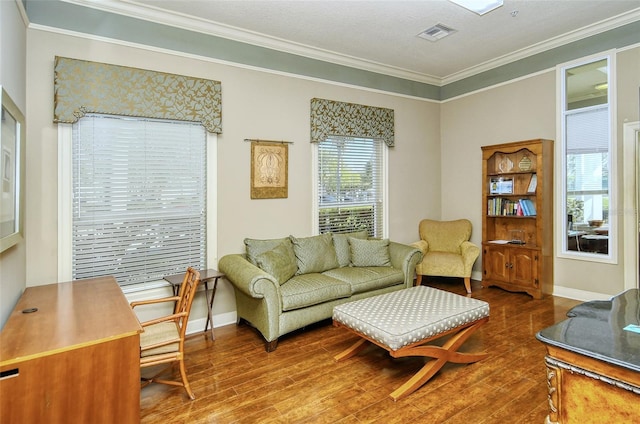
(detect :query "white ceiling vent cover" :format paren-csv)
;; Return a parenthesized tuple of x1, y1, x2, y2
(418, 24, 457, 42)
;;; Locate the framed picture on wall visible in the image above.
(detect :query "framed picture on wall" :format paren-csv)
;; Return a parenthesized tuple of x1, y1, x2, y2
(1, 87, 25, 252)
(250, 141, 288, 199)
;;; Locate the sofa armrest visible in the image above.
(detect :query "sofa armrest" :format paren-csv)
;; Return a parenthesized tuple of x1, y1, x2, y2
(218, 254, 281, 299)
(389, 241, 424, 287)
(460, 241, 480, 274)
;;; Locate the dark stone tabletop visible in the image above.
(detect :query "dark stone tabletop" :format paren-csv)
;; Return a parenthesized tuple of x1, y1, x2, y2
(536, 289, 640, 372)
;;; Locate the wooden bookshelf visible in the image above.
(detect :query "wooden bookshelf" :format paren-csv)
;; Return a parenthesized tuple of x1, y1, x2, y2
(481, 139, 554, 299)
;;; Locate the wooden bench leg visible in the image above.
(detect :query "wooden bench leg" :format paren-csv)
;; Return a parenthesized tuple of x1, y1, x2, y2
(389, 319, 489, 401)
(333, 317, 489, 401)
(334, 338, 369, 362)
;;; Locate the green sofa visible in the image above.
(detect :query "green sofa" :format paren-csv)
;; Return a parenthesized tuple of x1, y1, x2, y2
(218, 232, 423, 351)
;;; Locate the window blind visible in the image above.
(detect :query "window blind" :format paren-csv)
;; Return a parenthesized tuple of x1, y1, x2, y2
(566, 106, 609, 154)
(72, 115, 206, 286)
(317, 137, 383, 237)
(566, 106, 609, 192)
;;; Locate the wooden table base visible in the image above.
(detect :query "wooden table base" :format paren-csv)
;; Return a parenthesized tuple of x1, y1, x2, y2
(334, 317, 489, 401)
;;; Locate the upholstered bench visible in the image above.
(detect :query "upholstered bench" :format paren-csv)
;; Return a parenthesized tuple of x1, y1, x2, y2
(333, 285, 490, 400)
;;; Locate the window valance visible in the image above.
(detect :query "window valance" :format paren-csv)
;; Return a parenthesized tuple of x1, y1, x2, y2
(53, 56, 222, 133)
(310, 98, 394, 147)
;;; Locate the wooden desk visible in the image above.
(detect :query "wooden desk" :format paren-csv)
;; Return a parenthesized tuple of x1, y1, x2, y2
(536, 289, 640, 423)
(0, 277, 142, 424)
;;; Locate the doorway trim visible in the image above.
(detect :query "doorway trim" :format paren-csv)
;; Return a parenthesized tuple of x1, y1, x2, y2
(623, 121, 639, 291)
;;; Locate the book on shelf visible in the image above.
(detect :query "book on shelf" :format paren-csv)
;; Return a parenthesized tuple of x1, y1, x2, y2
(525, 199, 536, 215)
(487, 198, 535, 216)
(527, 174, 537, 193)
(488, 197, 528, 216)
(517, 198, 536, 216)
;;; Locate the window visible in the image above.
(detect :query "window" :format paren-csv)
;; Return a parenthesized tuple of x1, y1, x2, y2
(559, 54, 616, 261)
(315, 136, 386, 237)
(69, 114, 207, 286)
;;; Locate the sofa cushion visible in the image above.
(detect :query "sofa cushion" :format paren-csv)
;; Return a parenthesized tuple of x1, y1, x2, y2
(323, 266, 403, 294)
(254, 242, 298, 285)
(245, 237, 292, 265)
(349, 237, 391, 267)
(280, 273, 351, 311)
(290, 233, 340, 275)
(332, 230, 369, 267)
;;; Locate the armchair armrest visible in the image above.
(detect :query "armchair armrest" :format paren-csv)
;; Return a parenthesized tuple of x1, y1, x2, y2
(130, 296, 180, 309)
(218, 254, 281, 299)
(139, 311, 187, 328)
(460, 241, 480, 274)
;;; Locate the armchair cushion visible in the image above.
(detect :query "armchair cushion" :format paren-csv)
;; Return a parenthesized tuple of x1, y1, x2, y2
(332, 230, 369, 267)
(255, 241, 298, 285)
(349, 237, 391, 267)
(140, 321, 179, 357)
(421, 251, 465, 277)
(290, 233, 339, 274)
(419, 219, 472, 254)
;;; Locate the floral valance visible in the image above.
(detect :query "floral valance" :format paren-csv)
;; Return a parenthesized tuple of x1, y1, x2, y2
(310, 98, 394, 147)
(53, 56, 222, 133)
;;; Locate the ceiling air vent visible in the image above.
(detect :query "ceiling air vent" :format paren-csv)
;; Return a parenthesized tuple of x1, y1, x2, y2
(417, 24, 456, 42)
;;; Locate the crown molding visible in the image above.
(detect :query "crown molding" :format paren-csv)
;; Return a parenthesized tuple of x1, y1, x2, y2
(63, 0, 443, 85)
(60, 1, 640, 87)
(441, 7, 640, 85)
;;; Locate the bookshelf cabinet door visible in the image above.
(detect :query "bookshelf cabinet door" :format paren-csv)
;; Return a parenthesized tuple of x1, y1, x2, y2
(510, 248, 537, 287)
(483, 246, 509, 283)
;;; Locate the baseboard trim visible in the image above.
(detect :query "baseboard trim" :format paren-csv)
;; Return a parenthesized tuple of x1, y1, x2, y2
(551, 286, 614, 302)
(186, 311, 237, 335)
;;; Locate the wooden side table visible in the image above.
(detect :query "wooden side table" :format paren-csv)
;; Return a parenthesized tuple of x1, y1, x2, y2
(163, 269, 224, 339)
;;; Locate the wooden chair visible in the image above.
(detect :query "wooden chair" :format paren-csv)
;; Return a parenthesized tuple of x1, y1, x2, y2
(131, 267, 201, 400)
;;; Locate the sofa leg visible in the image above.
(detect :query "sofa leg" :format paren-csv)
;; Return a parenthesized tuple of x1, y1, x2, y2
(415, 274, 423, 286)
(265, 339, 278, 352)
(464, 277, 472, 294)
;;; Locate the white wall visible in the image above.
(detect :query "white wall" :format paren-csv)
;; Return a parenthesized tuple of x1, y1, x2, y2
(25, 28, 440, 324)
(0, 0, 27, 329)
(441, 45, 640, 300)
(441, 71, 557, 280)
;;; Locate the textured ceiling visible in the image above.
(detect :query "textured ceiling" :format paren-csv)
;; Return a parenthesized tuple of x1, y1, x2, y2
(114, 0, 640, 83)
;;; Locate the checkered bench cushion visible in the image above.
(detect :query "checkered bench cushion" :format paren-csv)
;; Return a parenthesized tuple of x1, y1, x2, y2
(333, 286, 489, 351)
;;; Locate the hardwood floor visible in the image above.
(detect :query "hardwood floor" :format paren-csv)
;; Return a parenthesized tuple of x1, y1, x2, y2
(140, 279, 581, 423)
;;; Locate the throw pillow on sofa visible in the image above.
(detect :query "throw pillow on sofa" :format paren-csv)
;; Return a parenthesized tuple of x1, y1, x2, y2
(332, 230, 369, 267)
(290, 233, 339, 274)
(349, 237, 392, 267)
(254, 241, 298, 285)
(244, 237, 292, 265)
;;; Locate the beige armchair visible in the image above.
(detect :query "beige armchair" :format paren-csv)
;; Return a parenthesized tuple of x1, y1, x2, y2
(411, 219, 480, 294)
